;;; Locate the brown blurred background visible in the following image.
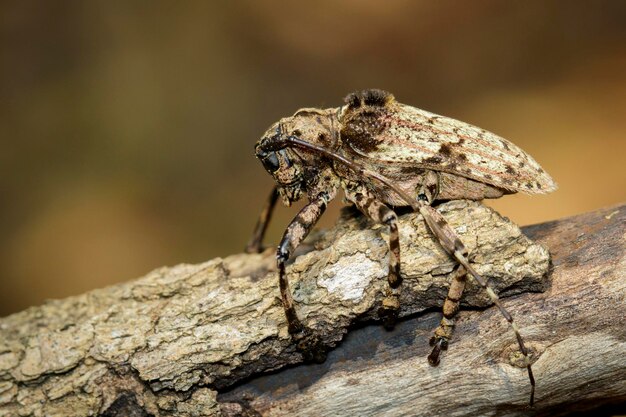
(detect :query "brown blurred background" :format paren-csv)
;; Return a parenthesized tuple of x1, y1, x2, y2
(1, 1, 625, 317)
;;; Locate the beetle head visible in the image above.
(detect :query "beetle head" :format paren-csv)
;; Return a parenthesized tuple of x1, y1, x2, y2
(255, 109, 338, 206)
(255, 123, 305, 206)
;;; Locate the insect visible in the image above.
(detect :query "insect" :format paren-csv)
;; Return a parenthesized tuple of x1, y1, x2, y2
(245, 89, 556, 405)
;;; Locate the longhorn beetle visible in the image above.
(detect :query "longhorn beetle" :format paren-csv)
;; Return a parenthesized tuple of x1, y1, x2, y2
(245, 89, 556, 406)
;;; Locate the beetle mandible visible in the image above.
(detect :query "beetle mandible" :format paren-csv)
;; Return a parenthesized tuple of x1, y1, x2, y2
(245, 89, 556, 406)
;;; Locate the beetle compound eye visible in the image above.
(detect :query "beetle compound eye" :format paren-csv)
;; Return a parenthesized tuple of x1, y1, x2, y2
(263, 152, 280, 173)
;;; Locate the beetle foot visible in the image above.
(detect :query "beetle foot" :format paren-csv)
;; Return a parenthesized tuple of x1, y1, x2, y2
(378, 295, 400, 329)
(244, 242, 264, 254)
(428, 336, 449, 366)
(291, 326, 328, 363)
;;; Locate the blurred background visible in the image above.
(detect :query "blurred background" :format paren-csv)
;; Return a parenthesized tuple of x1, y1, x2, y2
(1, 0, 625, 316)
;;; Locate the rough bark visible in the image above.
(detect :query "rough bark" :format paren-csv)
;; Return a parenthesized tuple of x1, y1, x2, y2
(0, 200, 623, 417)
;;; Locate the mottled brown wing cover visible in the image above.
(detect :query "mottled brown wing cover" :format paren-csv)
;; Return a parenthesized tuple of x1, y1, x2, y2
(339, 97, 557, 194)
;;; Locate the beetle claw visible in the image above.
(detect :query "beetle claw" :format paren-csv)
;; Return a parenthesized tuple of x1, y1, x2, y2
(428, 336, 449, 366)
(378, 295, 400, 329)
(292, 326, 328, 364)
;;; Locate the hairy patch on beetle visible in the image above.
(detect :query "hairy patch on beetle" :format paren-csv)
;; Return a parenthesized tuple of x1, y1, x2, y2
(341, 109, 388, 154)
(363, 89, 394, 106)
(344, 89, 395, 110)
(345, 93, 361, 109)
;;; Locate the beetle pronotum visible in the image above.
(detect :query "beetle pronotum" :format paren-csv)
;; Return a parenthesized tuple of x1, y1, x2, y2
(246, 89, 556, 405)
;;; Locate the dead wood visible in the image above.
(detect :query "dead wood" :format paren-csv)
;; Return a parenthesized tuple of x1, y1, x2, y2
(0, 200, 623, 417)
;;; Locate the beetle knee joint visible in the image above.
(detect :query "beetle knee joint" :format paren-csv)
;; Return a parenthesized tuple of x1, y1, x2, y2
(383, 212, 397, 225)
(276, 246, 290, 263)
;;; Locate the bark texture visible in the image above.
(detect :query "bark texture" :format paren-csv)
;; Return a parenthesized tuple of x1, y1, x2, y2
(0, 200, 623, 417)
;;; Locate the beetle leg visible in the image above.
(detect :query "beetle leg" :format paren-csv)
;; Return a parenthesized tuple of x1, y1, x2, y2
(418, 169, 471, 360)
(277, 192, 332, 362)
(345, 186, 401, 328)
(427, 264, 467, 365)
(419, 203, 536, 406)
(245, 187, 279, 253)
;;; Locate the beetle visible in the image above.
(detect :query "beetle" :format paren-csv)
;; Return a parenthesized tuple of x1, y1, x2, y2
(245, 89, 556, 405)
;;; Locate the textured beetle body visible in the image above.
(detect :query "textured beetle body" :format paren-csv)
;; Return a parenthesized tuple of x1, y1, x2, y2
(248, 89, 556, 405)
(257, 90, 555, 209)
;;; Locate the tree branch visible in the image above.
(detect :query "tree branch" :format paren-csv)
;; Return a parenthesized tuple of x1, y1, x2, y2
(1, 200, 623, 417)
